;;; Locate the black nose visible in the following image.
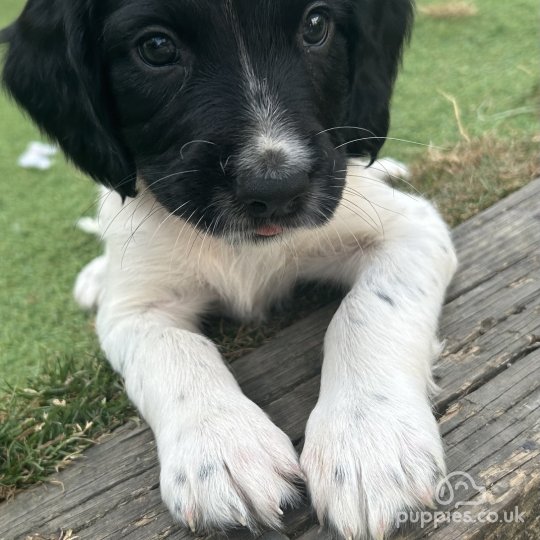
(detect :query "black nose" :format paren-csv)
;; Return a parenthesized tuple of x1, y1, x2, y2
(236, 173, 309, 218)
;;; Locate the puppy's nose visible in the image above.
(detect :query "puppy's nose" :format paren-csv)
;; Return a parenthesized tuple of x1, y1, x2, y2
(236, 173, 309, 218)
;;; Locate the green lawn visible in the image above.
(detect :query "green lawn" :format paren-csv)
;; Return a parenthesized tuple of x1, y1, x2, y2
(0, 0, 538, 498)
(0, 1, 101, 387)
(389, 0, 538, 158)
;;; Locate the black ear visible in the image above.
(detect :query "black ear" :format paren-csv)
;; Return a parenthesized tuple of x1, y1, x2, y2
(1, 0, 137, 197)
(345, 0, 414, 160)
(0, 23, 14, 43)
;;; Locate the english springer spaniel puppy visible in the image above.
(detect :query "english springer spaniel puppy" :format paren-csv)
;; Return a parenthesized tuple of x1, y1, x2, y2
(2, 1, 457, 538)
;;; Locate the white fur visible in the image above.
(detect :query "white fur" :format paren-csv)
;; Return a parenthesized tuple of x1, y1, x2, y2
(76, 158, 457, 538)
(228, 4, 312, 177)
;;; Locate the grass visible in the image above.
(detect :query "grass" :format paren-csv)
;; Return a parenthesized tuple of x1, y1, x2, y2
(386, 0, 539, 161)
(412, 136, 539, 226)
(0, 358, 132, 501)
(1, 0, 539, 500)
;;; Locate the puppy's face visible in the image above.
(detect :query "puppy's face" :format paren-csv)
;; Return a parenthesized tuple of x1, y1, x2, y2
(2, 0, 413, 241)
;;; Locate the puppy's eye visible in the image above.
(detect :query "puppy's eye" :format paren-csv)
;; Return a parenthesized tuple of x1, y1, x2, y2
(303, 10, 330, 47)
(138, 34, 179, 67)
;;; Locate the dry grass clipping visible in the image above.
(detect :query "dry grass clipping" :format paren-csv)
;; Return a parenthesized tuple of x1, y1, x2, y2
(419, 2, 479, 19)
(411, 135, 540, 226)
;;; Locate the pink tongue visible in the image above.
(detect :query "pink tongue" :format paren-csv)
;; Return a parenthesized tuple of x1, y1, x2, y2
(256, 225, 284, 237)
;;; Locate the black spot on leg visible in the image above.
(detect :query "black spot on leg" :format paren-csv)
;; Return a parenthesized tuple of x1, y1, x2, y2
(198, 463, 217, 480)
(372, 393, 390, 404)
(375, 290, 395, 306)
(334, 466, 346, 485)
(176, 471, 187, 485)
(354, 408, 366, 422)
(391, 470, 405, 489)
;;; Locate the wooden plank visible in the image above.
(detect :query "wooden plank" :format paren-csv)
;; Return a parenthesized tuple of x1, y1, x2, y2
(447, 176, 540, 301)
(1, 179, 539, 540)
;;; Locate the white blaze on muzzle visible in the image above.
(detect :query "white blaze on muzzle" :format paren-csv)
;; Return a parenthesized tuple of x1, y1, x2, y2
(226, 3, 312, 178)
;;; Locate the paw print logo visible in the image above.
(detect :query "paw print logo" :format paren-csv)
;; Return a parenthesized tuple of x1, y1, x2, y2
(435, 471, 487, 508)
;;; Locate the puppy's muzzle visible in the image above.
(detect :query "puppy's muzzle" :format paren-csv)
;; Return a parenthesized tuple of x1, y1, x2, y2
(236, 173, 309, 219)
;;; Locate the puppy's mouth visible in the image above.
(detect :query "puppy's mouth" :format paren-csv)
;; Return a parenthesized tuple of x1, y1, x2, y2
(227, 214, 313, 244)
(143, 162, 346, 243)
(255, 224, 285, 237)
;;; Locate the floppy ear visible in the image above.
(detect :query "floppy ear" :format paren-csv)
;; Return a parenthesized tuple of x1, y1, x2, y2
(345, 0, 414, 160)
(1, 0, 137, 197)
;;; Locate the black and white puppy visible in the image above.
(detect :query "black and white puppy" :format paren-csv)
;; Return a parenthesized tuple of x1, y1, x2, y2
(2, 1, 457, 538)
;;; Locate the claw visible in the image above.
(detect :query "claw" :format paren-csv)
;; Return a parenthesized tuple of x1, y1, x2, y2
(421, 492, 437, 510)
(276, 507, 284, 516)
(181, 504, 196, 533)
(232, 510, 247, 527)
(187, 514, 197, 534)
(370, 521, 387, 540)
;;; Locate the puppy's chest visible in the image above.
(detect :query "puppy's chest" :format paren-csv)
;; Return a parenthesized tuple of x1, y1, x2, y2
(200, 245, 299, 321)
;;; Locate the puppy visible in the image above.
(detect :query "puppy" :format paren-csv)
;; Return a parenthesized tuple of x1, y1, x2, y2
(2, 1, 457, 538)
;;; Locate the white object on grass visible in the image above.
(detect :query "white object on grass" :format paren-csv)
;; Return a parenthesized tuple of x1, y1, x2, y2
(76, 217, 100, 236)
(18, 141, 58, 170)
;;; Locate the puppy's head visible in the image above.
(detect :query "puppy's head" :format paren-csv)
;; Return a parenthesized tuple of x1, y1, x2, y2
(2, 0, 413, 241)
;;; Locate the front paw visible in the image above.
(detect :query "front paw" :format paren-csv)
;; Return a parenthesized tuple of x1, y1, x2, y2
(300, 399, 444, 539)
(158, 397, 302, 534)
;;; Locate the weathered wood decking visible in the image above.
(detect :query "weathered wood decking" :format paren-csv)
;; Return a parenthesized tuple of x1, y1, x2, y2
(1, 179, 539, 540)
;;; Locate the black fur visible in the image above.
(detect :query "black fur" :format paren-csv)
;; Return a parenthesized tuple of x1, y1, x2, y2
(2, 0, 413, 238)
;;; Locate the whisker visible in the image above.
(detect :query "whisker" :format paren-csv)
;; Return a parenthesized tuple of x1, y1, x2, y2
(337, 185, 408, 221)
(219, 154, 234, 176)
(120, 204, 162, 269)
(314, 125, 376, 138)
(314, 204, 364, 252)
(313, 204, 347, 252)
(335, 136, 445, 151)
(169, 208, 198, 273)
(338, 168, 421, 198)
(325, 194, 380, 236)
(330, 179, 386, 234)
(180, 140, 218, 160)
(77, 171, 140, 227)
(186, 214, 207, 260)
(197, 221, 213, 275)
(150, 201, 192, 243)
(99, 169, 198, 240)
